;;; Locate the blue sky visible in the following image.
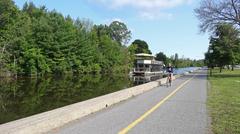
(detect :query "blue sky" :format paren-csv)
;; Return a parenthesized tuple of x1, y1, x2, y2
(14, 0, 209, 60)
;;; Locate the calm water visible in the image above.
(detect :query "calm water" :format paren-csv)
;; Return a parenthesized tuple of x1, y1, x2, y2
(0, 67, 198, 124)
(174, 67, 200, 75)
(0, 74, 135, 124)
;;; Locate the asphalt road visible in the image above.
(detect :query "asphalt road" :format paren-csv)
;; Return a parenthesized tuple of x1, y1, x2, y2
(49, 70, 210, 134)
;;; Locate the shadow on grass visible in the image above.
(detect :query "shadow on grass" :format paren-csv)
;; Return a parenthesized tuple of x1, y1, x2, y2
(210, 74, 240, 78)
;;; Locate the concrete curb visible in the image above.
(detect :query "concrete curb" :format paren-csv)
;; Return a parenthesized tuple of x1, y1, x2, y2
(0, 74, 184, 134)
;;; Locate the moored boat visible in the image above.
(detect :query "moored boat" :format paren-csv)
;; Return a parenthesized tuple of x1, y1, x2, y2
(132, 53, 164, 76)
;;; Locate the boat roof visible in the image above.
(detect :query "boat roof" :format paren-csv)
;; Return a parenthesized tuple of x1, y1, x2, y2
(135, 53, 154, 57)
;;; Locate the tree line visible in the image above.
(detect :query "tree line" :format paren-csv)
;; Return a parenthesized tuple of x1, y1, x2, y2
(0, 0, 203, 77)
(155, 52, 204, 68)
(195, 0, 240, 72)
(128, 40, 204, 68)
(0, 0, 132, 77)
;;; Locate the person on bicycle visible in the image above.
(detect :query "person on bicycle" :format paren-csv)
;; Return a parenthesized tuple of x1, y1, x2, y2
(166, 63, 173, 86)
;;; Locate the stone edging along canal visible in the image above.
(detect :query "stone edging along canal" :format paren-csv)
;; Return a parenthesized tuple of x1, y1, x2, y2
(0, 73, 186, 134)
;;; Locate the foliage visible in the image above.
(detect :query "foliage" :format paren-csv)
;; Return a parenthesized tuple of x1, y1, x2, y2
(155, 52, 204, 68)
(0, 1, 132, 76)
(109, 21, 131, 45)
(128, 39, 152, 54)
(155, 52, 168, 65)
(205, 23, 240, 72)
(196, 1, 240, 72)
(173, 53, 179, 67)
(164, 53, 203, 68)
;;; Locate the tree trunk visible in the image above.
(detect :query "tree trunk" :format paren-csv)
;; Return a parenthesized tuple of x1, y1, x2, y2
(0, 44, 6, 58)
(232, 62, 234, 71)
(220, 66, 222, 73)
(14, 55, 17, 79)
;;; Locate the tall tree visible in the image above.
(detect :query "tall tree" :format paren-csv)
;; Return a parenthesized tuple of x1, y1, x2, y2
(195, 0, 240, 32)
(173, 53, 179, 68)
(128, 39, 152, 54)
(109, 21, 131, 45)
(0, 0, 19, 76)
(206, 23, 240, 72)
(0, 1, 133, 76)
(155, 52, 168, 65)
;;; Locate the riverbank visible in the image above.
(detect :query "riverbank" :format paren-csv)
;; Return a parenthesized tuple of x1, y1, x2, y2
(208, 69, 240, 134)
(0, 74, 183, 134)
(0, 74, 134, 124)
(0, 67, 199, 124)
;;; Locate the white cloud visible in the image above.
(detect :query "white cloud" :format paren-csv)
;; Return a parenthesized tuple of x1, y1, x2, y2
(91, 0, 192, 20)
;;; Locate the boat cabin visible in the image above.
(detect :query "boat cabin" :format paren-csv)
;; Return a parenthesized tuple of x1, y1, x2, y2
(133, 53, 164, 75)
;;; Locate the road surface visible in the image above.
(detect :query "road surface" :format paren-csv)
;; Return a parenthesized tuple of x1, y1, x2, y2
(49, 70, 210, 134)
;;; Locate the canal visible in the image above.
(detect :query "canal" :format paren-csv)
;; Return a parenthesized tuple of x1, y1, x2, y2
(0, 67, 199, 124)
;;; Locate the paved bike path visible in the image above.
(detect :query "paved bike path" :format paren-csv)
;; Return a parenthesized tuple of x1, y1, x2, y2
(49, 70, 210, 134)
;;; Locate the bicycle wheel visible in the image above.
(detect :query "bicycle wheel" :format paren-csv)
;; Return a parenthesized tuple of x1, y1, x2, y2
(169, 78, 172, 86)
(166, 77, 170, 87)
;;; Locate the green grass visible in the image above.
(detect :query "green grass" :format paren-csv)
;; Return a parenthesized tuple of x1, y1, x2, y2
(208, 69, 240, 134)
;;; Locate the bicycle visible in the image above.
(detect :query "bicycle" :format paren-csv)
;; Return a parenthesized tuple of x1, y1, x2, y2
(166, 73, 172, 87)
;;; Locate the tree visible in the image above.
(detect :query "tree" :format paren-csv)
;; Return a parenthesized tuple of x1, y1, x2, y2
(0, 1, 133, 76)
(93, 24, 110, 39)
(0, 0, 19, 76)
(128, 39, 152, 54)
(155, 52, 168, 65)
(206, 23, 240, 72)
(195, 0, 240, 32)
(173, 53, 179, 68)
(109, 21, 131, 45)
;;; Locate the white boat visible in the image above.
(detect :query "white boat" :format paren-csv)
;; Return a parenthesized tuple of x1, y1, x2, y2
(132, 53, 164, 76)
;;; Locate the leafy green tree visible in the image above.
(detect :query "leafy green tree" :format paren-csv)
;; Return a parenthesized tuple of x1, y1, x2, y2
(173, 53, 179, 68)
(94, 24, 110, 38)
(0, 0, 20, 76)
(155, 52, 168, 65)
(209, 24, 240, 71)
(109, 21, 131, 45)
(128, 39, 152, 54)
(0, 1, 133, 76)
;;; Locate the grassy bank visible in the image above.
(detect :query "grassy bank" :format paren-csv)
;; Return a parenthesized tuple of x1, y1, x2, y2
(208, 69, 240, 134)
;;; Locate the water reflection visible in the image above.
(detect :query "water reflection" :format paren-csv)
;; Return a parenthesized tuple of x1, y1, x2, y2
(0, 74, 133, 124)
(131, 75, 163, 85)
(0, 67, 200, 124)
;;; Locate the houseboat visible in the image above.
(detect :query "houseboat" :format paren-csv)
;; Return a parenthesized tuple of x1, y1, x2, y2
(132, 53, 164, 75)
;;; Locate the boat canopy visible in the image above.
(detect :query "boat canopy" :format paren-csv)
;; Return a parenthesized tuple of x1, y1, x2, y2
(135, 53, 154, 57)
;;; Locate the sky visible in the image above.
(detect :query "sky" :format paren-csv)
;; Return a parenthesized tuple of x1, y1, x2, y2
(14, 0, 210, 60)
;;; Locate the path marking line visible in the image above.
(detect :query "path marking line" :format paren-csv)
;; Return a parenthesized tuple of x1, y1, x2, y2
(118, 76, 194, 134)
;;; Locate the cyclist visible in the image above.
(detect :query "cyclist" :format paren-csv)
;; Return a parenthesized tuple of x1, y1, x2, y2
(166, 63, 173, 86)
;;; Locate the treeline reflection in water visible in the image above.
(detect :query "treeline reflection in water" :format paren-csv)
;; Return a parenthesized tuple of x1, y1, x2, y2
(0, 74, 136, 124)
(0, 67, 199, 124)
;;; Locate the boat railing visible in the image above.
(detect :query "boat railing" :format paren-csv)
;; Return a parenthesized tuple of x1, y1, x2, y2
(151, 60, 163, 65)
